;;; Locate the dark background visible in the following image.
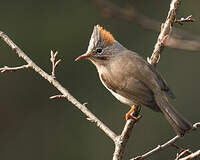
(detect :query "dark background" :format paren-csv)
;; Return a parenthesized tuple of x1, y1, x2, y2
(0, 0, 199, 160)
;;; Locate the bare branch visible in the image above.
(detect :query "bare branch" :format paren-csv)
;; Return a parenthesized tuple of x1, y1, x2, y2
(0, 64, 29, 73)
(175, 15, 195, 25)
(179, 149, 200, 160)
(113, 107, 142, 160)
(0, 31, 117, 142)
(86, 0, 200, 51)
(148, 0, 181, 65)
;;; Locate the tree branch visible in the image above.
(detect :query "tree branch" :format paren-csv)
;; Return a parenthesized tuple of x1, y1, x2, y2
(113, 107, 141, 160)
(148, 0, 181, 65)
(86, 0, 200, 51)
(113, 119, 138, 160)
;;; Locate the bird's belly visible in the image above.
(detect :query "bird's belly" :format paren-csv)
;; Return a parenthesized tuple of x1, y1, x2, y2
(99, 74, 134, 106)
(109, 89, 134, 106)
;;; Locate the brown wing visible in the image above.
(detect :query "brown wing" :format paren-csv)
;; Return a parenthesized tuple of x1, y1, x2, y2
(119, 50, 175, 99)
(116, 76, 160, 111)
(100, 65, 160, 111)
(131, 52, 175, 99)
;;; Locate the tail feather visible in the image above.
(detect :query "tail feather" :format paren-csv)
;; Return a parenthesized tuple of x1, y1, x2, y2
(154, 91, 192, 136)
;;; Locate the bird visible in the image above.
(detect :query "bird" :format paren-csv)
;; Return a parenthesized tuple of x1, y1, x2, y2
(75, 25, 192, 136)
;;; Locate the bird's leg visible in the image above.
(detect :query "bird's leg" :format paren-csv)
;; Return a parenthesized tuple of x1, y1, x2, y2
(126, 105, 139, 121)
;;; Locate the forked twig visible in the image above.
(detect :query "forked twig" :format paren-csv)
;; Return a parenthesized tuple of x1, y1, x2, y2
(50, 50, 61, 78)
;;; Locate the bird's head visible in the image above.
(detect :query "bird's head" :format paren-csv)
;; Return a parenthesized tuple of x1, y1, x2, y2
(75, 25, 125, 65)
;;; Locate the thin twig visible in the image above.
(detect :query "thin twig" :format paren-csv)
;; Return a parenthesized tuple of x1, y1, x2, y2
(0, 31, 117, 142)
(179, 149, 200, 160)
(148, 0, 181, 65)
(86, 0, 200, 51)
(131, 136, 180, 160)
(175, 15, 195, 25)
(0, 64, 29, 73)
(50, 50, 61, 79)
(49, 94, 66, 99)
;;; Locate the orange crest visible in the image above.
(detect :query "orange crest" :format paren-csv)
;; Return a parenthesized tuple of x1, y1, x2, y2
(97, 25, 115, 45)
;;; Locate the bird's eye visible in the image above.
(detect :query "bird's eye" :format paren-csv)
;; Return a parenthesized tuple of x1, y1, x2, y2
(96, 48, 103, 54)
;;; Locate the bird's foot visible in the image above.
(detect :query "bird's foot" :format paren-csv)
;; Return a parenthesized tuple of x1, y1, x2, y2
(125, 105, 141, 121)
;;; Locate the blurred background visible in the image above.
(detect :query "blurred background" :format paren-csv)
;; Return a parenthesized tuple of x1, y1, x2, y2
(0, 0, 199, 160)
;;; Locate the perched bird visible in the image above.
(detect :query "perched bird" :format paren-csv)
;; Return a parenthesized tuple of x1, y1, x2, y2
(75, 25, 192, 136)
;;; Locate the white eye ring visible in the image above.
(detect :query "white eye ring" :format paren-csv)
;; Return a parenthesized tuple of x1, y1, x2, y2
(96, 48, 103, 54)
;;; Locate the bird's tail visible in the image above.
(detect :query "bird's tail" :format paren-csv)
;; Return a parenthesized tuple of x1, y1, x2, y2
(154, 91, 192, 136)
